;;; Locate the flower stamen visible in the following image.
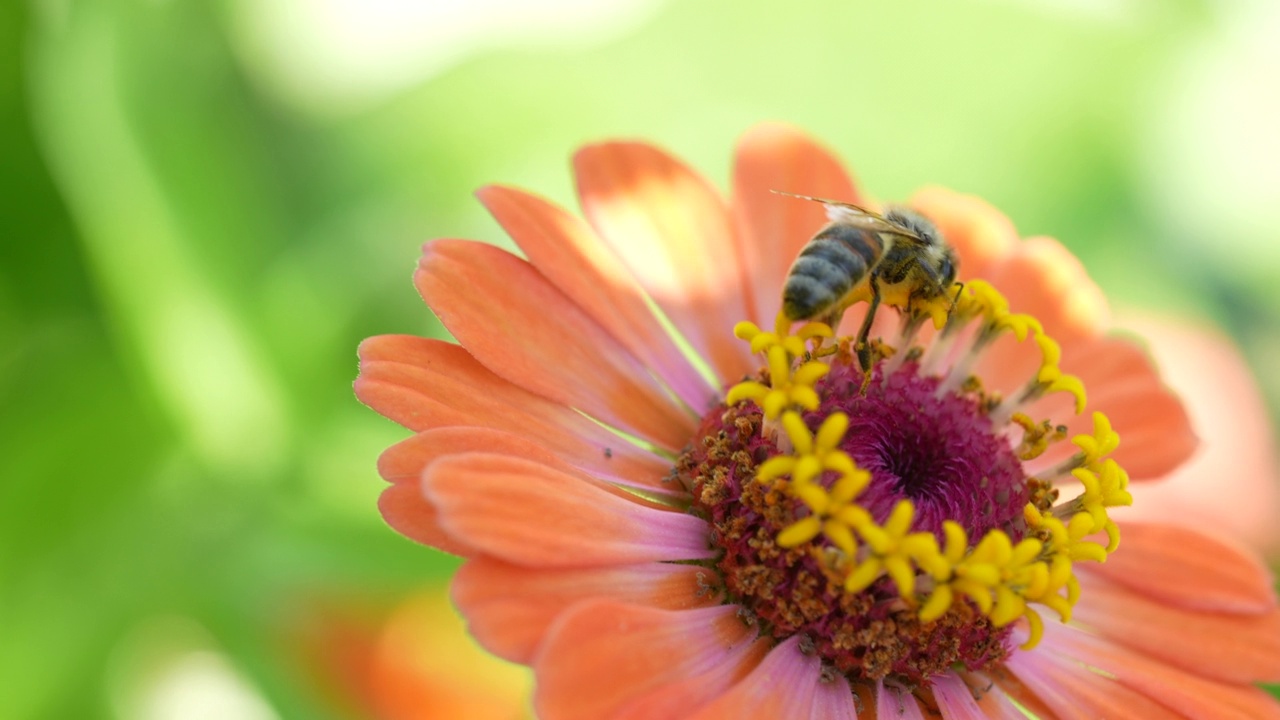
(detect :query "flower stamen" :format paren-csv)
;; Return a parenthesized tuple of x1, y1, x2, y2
(686, 273, 1131, 682)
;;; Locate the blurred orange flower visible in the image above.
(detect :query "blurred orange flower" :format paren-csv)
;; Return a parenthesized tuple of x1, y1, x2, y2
(357, 124, 1280, 718)
(1117, 314, 1280, 556)
(303, 589, 531, 720)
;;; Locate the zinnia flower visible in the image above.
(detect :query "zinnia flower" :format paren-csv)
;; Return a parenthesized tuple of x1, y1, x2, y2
(355, 124, 1280, 718)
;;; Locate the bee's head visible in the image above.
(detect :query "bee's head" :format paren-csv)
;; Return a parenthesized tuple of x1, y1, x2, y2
(938, 247, 958, 287)
(884, 207, 940, 245)
(887, 206, 957, 291)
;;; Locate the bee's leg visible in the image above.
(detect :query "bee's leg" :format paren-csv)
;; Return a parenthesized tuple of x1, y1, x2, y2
(948, 282, 965, 317)
(855, 282, 882, 373)
(805, 308, 843, 359)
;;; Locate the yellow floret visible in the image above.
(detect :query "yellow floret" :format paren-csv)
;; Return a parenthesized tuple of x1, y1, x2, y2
(1074, 411, 1121, 466)
(734, 313, 834, 358)
(726, 346, 830, 419)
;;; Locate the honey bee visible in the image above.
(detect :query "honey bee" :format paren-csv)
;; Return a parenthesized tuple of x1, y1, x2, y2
(778, 193, 958, 370)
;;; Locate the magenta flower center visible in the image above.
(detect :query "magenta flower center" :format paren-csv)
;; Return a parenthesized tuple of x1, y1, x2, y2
(826, 362, 1029, 540)
(678, 361, 1031, 685)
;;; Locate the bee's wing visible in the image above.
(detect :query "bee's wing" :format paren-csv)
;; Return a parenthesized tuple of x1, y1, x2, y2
(772, 191, 924, 242)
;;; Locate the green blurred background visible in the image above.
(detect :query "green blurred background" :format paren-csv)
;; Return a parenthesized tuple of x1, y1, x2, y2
(4, 0, 1279, 717)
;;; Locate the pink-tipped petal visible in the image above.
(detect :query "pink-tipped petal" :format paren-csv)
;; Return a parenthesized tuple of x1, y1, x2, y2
(931, 673, 1022, 720)
(1073, 574, 1280, 684)
(731, 123, 861, 320)
(533, 601, 763, 720)
(969, 680, 1027, 720)
(1084, 522, 1275, 613)
(377, 482, 476, 557)
(909, 186, 1019, 280)
(613, 639, 774, 720)
(1004, 645, 1182, 720)
(876, 681, 925, 720)
(687, 637, 834, 720)
(809, 673, 861, 720)
(1042, 621, 1280, 720)
(478, 184, 717, 412)
(451, 558, 713, 663)
(575, 140, 755, 385)
(984, 674, 1057, 720)
(425, 453, 712, 567)
(357, 336, 670, 485)
(415, 240, 694, 451)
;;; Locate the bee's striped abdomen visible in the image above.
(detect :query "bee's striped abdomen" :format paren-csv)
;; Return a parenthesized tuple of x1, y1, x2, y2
(782, 224, 885, 320)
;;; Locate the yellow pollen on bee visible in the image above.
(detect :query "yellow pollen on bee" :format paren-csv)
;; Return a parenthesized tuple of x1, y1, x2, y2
(908, 292, 955, 330)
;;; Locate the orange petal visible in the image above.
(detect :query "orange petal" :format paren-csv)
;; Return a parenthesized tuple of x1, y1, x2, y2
(1004, 644, 1183, 720)
(970, 683, 1025, 720)
(613, 637, 774, 720)
(377, 482, 476, 557)
(1067, 334, 1196, 480)
(478, 184, 717, 412)
(1118, 314, 1280, 554)
(1073, 574, 1280, 684)
(984, 236, 1109, 346)
(687, 637, 833, 720)
(451, 558, 713, 663)
(809, 673, 860, 720)
(532, 601, 762, 720)
(389, 428, 675, 513)
(909, 186, 1019, 281)
(979, 672, 1058, 720)
(1083, 522, 1275, 613)
(575, 140, 754, 386)
(1060, 326, 1155, 383)
(425, 453, 712, 567)
(875, 681, 925, 720)
(1042, 621, 1280, 720)
(730, 123, 861, 321)
(357, 335, 670, 484)
(930, 672, 1023, 720)
(968, 327, 1044, 400)
(379, 426, 682, 499)
(415, 240, 695, 451)
(1019, 332, 1197, 481)
(971, 237, 1110, 402)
